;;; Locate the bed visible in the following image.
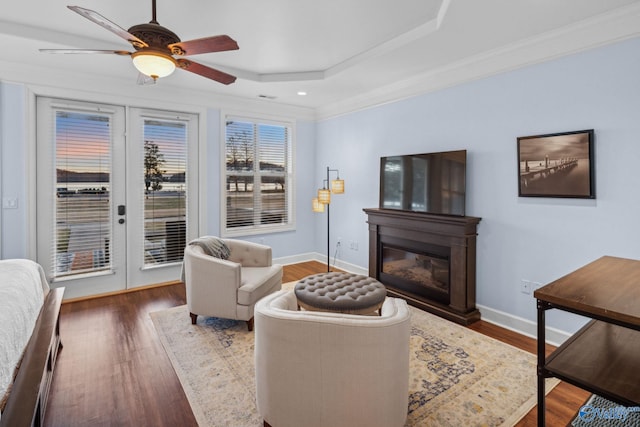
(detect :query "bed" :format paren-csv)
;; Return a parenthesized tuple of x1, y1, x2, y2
(0, 259, 64, 427)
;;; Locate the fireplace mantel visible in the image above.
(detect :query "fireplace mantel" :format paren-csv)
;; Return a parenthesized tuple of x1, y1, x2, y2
(364, 208, 481, 325)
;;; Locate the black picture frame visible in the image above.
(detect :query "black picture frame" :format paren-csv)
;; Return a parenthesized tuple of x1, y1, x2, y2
(517, 129, 595, 198)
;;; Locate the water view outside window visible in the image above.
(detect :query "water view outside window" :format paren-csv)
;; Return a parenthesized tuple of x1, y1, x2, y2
(53, 112, 188, 278)
(225, 119, 291, 232)
(55, 111, 112, 277)
(142, 118, 187, 266)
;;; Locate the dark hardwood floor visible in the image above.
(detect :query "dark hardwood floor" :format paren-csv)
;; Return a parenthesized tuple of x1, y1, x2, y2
(44, 261, 588, 426)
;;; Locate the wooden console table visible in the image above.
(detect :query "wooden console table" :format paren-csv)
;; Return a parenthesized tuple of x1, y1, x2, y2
(534, 256, 640, 426)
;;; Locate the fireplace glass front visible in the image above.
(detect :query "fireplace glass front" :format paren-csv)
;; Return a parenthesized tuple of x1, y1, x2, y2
(381, 245, 450, 304)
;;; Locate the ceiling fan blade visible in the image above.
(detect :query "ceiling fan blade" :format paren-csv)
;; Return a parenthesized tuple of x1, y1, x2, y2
(176, 59, 236, 85)
(169, 35, 238, 56)
(39, 49, 131, 55)
(67, 6, 148, 48)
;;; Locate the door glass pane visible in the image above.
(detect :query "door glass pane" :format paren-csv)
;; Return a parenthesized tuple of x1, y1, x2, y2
(54, 111, 112, 277)
(143, 118, 187, 266)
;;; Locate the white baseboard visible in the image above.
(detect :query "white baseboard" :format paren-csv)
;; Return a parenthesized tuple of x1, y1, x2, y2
(331, 258, 369, 275)
(274, 252, 319, 266)
(274, 253, 572, 347)
(476, 303, 572, 347)
(274, 252, 369, 276)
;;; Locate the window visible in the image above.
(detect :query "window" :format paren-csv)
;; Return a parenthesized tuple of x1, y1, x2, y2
(141, 117, 188, 266)
(223, 116, 294, 235)
(52, 109, 114, 277)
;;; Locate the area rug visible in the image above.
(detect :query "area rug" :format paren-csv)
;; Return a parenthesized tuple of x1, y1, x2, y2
(571, 395, 640, 426)
(150, 288, 559, 427)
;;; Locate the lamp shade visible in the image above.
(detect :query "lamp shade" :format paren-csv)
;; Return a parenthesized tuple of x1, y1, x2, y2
(312, 198, 325, 213)
(331, 179, 344, 194)
(132, 51, 177, 79)
(318, 188, 331, 204)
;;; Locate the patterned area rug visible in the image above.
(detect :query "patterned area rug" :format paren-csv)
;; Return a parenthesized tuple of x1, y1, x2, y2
(150, 289, 559, 427)
(571, 395, 640, 426)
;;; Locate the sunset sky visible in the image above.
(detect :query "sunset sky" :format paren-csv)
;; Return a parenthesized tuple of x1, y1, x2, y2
(55, 111, 187, 176)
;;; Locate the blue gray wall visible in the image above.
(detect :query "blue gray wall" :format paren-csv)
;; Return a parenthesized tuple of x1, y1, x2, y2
(0, 82, 28, 259)
(315, 36, 640, 334)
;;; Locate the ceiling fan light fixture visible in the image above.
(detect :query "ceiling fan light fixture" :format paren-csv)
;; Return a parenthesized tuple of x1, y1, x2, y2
(45, 3, 238, 85)
(132, 51, 176, 80)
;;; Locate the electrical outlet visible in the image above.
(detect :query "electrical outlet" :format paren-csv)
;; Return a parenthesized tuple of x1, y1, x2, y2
(520, 279, 531, 295)
(349, 241, 359, 251)
(2, 197, 18, 209)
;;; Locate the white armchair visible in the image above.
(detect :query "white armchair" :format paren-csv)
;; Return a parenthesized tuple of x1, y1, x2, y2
(183, 238, 283, 331)
(254, 290, 411, 427)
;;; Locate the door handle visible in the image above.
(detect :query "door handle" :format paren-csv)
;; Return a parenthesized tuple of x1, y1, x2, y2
(118, 205, 126, 216)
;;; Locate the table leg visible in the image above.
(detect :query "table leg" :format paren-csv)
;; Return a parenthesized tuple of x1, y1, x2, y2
(537, 300, 547, 427)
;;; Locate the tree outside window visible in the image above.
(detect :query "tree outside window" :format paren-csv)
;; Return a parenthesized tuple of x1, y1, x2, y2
(144, 140, 165, 193)
(224, 118, 293, 234)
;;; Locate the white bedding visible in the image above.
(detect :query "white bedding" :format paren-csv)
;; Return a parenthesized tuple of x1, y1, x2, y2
(0, 259, 50, 410)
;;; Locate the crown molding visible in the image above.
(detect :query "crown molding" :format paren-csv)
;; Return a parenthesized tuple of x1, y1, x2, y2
(315, 2, 640, 121)
(0, 59, 316, 121)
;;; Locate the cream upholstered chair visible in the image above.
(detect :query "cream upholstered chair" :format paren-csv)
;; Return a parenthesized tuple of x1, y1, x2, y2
(183, 238, 282, 331)
(254, 290, 411, 427)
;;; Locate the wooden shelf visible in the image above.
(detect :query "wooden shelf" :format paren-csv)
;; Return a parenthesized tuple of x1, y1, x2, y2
(545, 320, 640, 405)
(535, 256, 640, 426)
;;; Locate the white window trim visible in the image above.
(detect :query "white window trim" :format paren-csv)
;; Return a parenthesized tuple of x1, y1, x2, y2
(220, 112, 296, 237)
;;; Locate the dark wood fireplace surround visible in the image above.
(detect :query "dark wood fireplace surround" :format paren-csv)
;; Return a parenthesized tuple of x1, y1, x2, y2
(364, 208, 481, 325)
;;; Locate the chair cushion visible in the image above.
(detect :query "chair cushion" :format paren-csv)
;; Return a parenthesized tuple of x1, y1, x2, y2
(237, 265, 282, 306)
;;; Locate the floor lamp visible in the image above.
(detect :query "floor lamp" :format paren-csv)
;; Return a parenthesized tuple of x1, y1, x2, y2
(312, 166, 345, 272)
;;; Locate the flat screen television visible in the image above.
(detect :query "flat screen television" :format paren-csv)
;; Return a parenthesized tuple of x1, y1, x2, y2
(379, 149, 466, 216)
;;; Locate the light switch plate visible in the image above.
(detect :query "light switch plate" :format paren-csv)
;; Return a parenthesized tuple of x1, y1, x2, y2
(2, 197, 18, 209)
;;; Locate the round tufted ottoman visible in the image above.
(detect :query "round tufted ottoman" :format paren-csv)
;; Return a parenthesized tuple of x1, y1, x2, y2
(294, 272, 387, 315)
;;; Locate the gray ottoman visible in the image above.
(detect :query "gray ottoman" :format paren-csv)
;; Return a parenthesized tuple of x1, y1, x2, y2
(294, 272, 387, 315)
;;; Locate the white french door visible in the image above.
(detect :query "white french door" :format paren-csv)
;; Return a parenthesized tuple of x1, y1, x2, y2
(36, 98, 198, 299)
(126, 108, 199, 287)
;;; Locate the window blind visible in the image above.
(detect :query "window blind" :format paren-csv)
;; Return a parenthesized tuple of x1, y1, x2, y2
(142, 117, 188, 266)
(225, 118, 293, 234)
(53, 109, 112, 277)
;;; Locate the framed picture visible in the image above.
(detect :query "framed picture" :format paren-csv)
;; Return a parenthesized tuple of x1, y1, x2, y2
(517, 129, 595, 198)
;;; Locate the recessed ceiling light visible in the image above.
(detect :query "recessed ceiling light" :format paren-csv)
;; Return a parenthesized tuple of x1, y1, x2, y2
(297, 91, 307, 96)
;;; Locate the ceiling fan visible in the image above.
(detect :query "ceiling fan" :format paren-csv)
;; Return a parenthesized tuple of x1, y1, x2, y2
(40, 0, 239, 85)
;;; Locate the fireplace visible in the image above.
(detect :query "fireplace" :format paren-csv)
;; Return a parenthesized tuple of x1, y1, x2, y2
(381, 241, 450, 305)
(364, 208, 481, 325)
